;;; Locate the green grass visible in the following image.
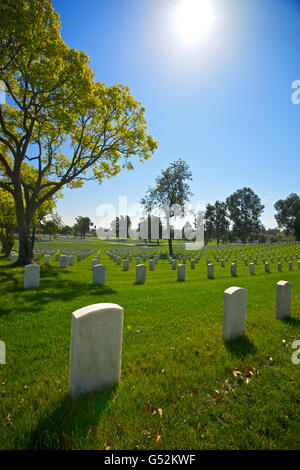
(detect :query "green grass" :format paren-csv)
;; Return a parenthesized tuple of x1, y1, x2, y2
(0, 242, 299, 450)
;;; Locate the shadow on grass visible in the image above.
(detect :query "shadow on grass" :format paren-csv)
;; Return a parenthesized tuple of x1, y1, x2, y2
(25, 390, 113, 450)
(0, 266, 117, 318)
(224, 336, 257, 358)
(0, 269, 19, 288)
(281, 317, 300, 326)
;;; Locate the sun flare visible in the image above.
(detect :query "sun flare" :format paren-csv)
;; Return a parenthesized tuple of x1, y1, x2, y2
(175, 0, 215, 44)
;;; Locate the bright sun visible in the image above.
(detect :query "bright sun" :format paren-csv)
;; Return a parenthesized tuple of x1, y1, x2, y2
(175, 0, 214, 44)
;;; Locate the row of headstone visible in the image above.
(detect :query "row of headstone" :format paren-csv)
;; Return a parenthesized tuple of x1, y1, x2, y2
(68, 279, 293, 400)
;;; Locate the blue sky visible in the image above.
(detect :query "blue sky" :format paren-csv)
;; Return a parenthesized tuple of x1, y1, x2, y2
(52, 0, 300, 229)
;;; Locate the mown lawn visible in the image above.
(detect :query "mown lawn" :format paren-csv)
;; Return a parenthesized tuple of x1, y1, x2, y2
(0, 241, 299, 450)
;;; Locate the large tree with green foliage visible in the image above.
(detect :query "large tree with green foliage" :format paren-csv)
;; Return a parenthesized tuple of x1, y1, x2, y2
(274, 193, 300, 241)
(140, 159, 193, 254)
(226, 187, 264, 243)
(42, 212, 62, 240)
(204, 201, 229, 244)
(73, 216, 93, 239)
(0, 0, 157, 264)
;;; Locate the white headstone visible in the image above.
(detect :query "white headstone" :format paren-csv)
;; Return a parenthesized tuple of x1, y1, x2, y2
(10, 252, 18, 263)
(123, 259, 129, 271)
(69, 303, 124, 399)
(231, 263, 236, 277)
(24, 264, 40, 289)
(136, 264, 146, 284)
(265, 262, 269, 272)
(249, 263, 255, 275)
(278, 262, 282, 272)
(149, 259, 155, 271)
(44, 255, 51, 265)
(60, 255, 68, 268)
(222, 286, 247, 341)
(276, 281, 291, 319)
(93, 264, 106, 285)
(91, 259, 98, 269)
(207, 263, 214, 279)
(177, 264, 185, 281)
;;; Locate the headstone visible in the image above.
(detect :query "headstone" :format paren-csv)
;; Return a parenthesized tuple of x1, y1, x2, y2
(91, 259, 99, 269)
(149, 259, 155, 271)
(230, 263, 237, 277)
(222, 286, 247, 341)
(171, 260, 177, 270)
(59, 255, 68, 268)
(24, 264, 40, 289)
(136, 264, 146, 284)
(93, 264, 106, 285)
(69, 255, 74, 266)
(289, 261, 292, 271)
(77, 254, 81, 262)
(276, 281, 291, 319)
(278, 262, 282, 272)
(123, 259, 129, 271)
(249, 263, 255, 275)
(10, 252, 18, 263)
(191, 260, 195, 269)
(265, 262, 269, 273)
(69, 303, 123, 399)
(44, 255, 51, 265)
(177, 264, 185, 281)
(207, 263, 214, 279)
(221, 259, 225, 267)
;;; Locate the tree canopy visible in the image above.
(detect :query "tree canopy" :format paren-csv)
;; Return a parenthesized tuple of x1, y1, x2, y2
(140, 158, 193, 254)
(0, 0, 158, 264)
(274, 193, 300, 241)
(226, 187, 264, 243)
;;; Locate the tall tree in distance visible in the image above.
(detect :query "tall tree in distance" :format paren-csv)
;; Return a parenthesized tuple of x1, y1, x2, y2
(226, 187, 264, 243)
(204, 201, 229, 244)
(73, 216, 93, 239)
(0, 0, 158, 265)
(140, 158, 193, 254)
(274, 193, 300, 241)
(42, 212, 62, 240)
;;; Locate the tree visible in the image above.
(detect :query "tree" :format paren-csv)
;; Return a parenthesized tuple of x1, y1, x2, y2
(42, 212, 62, 240)
(0, 0, 158, 264)
(140, 159, 193, 254)
(204, 201, 229, 244)
(274, 193, 300, 241)
(0, 177, 55, 257)
(0, 189, 16, 256)
(226, 188, 264, 243)
(73, 216, 93, 239)
(61, 225, 73, 238)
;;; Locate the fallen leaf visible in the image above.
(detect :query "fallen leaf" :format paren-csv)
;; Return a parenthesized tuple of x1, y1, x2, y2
(158, 408, 163, 418)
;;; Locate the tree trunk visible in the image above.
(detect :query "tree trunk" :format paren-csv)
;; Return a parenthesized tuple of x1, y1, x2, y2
(168, 237, 173, 255)
(31, 227, 36, 250)
(17, 225, 33, 264)
(15, 195, 34, 265)
(0, 231, 14, 257)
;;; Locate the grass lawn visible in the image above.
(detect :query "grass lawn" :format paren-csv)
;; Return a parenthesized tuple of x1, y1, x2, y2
(0, 241, 299, 450)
